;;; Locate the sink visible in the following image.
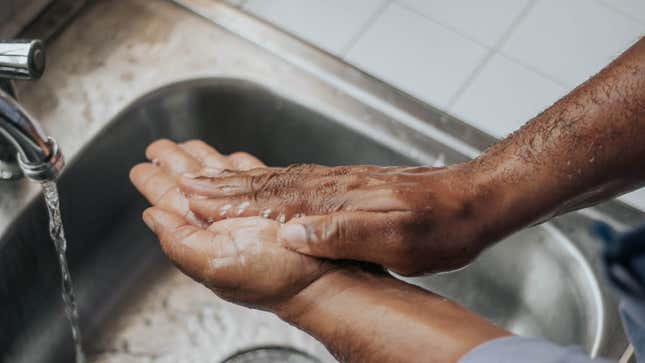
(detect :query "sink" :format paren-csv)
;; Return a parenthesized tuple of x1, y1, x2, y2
(0, 78, 628, 362)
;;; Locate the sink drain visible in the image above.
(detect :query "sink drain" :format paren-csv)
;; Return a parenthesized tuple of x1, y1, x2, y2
(220, 346, 322, 363)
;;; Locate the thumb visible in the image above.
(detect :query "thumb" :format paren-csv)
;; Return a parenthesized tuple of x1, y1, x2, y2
(278, 211, 413, 269)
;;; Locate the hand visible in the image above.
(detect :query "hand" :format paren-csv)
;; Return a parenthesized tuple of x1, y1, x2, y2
(129, 140, 509, 363)
(130, 140, 336, 311)
(177, 160, 496, 275)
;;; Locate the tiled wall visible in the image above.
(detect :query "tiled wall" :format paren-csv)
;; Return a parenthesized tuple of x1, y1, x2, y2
(225, 0, 645, 211)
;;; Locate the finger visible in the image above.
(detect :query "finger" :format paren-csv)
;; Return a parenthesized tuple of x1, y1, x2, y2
(228, 151, 265, 170)
(180, 140, 233, 169)
(142, 207, 241, 288)
(178, 164, 345, 200)
(177, 167, 338, 199)
(146, 139, 202, 178)
(130, 163, 188, 213)
(130, 163, 206, 227)
(278, 211, 420, 275)
(189, 195, 290, 222)
(178, 172, 252, 198)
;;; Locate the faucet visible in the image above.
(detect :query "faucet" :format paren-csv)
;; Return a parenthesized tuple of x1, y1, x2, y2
(0, 39, 64, 181)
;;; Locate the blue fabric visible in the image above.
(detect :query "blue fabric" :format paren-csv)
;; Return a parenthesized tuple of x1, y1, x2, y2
(595, 222, 645, 362)
(459, 222, 645, 363)
(459, 337, 613, 363)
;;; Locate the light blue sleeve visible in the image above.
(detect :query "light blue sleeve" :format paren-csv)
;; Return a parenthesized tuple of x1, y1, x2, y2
(459, 336, 615, 363)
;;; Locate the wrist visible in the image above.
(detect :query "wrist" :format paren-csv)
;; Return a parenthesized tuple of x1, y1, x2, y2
(457, 159, 534, 243)
(275, 267, 364, 324)
(434, 162, 512, 252)
(465, 152, 564, 233)
(277, 266, 509, 363)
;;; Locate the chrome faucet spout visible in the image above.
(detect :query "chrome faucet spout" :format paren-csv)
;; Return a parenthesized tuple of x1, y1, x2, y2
(0, 39, 64, 181)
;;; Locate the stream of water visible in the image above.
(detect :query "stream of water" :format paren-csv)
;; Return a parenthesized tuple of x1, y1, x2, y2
(42, 181, 86, 363)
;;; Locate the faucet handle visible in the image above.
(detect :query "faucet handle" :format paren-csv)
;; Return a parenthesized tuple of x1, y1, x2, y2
(0, 39, 46, 80)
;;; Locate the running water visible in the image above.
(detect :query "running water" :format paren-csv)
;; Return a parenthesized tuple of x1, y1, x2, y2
(41, 181, 86, 363)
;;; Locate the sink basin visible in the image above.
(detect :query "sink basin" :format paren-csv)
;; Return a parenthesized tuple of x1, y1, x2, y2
(0, 79, 627, 362)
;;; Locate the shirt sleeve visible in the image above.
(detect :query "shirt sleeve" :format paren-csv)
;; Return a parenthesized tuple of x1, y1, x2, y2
(459, 336, 615, 363)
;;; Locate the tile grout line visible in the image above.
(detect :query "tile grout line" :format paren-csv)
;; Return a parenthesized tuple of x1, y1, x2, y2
(339, 0, 393, 58)
(394, 1, 494, 51)
(446, 0, 540, 110)
(594, 0, 645, 28)
(496, 52, 571, 89)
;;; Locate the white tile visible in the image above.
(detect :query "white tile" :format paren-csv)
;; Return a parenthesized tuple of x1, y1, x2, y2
(502, 0, 644, 87)
(243, 0, 388, 55)
(451, 54, 568, 137)
(346, 3, 488, 109)
(619, 189, 645, 211)
(397, 0, 531, 47)
(598, 0, 645, 24)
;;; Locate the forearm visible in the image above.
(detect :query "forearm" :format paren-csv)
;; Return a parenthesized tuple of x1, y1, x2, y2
(278, 269, 509, 363)
(469, 37, 645, 233)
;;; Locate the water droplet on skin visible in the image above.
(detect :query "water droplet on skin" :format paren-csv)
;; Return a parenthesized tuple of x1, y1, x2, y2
(187, 211, 209, 228)
(432, 153, 446, 167)
(219, 204, 232, 216)
(277, 213, 286, 224)
(261, 208, 272, 218)
(236, 201, 250, 216)
(236, 239, 259, 250)
(210, 256, 237, 269)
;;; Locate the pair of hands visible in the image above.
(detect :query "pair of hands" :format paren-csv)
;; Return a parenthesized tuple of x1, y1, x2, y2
(130, 139, 493, 313)
(130, 139, 338, 313)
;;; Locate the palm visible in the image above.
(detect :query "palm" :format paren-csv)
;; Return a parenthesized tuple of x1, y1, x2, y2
(130, 139, 331, 309)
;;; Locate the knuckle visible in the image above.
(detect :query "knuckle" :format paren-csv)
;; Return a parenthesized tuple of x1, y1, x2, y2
(145, 138, 173, 157)
(229, 151, 251, 159)
(249, 171, 277, 196)
(184, 139, 206, 146)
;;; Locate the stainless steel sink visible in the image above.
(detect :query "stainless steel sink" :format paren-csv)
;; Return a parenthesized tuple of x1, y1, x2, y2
(0, 0, 639, 361)
(0, 78, 630, 362)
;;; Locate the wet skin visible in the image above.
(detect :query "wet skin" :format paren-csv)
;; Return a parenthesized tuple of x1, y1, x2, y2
(176, 37, 645, 276)
(130, 38, 645, 362)
(130, 140, 508, 363)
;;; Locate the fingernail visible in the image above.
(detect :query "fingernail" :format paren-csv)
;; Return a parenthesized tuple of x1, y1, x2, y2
(279, 223, 307, 248)
(142, 211, 156, 232)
